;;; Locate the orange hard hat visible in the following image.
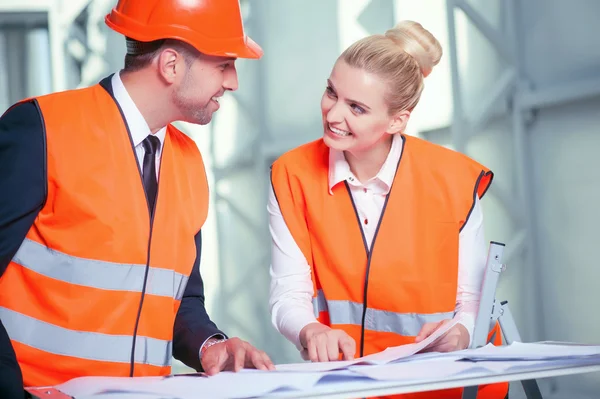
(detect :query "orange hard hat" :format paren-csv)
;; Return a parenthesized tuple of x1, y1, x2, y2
(105, 0, 263, 59)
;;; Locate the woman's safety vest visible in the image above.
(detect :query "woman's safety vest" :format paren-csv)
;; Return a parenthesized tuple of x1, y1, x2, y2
(271, 136, 507, 399)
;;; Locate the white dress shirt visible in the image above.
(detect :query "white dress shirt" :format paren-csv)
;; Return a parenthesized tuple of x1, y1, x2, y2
(111, 72, 224, 357)
(111, 72, 167, 178)
(268, 133, 488, 351)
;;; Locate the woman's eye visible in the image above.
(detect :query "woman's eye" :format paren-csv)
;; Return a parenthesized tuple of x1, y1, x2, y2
(351, 104, 365, 114)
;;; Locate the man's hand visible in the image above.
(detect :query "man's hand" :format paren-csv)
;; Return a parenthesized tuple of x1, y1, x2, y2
(414, 320, 470, 352)
(299, 322, 356, 362)
(200, 337, 275, 376)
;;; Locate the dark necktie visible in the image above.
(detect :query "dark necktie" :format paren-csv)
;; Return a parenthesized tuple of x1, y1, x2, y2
(142, 135, 160, 216)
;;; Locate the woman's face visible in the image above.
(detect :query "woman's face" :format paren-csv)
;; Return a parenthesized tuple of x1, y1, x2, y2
(321, 59, 406, 155)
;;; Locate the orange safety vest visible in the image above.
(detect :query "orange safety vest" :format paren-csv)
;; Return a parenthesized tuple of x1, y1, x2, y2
(0, 81, 209, 387)
(271, 136, 508, 399)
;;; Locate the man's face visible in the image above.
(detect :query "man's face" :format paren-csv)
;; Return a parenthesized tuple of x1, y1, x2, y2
(172, 54, 238, 125)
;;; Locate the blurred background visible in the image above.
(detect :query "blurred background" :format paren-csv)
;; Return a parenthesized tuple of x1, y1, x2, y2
(1, 0, 599, 397)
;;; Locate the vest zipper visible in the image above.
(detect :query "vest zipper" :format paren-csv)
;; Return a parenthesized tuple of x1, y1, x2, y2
(343, 143, 402, 356)
(345, 182, 393, 357)
(129, 144, 163, 376)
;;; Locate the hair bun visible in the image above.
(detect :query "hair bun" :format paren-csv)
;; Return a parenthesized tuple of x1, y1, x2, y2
(384, 20, 442, 77)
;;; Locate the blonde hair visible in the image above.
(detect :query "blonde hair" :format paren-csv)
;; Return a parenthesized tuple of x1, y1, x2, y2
(340, 20, 442, 114)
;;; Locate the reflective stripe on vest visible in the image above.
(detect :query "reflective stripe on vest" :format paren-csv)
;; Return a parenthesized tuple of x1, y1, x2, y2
(312, 289, 453, 336)
(13, 238, 188, 300)
(0, 308, 171, 367)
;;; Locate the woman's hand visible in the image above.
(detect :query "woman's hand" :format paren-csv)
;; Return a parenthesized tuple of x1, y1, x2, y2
(415, 320, 470, 352)
(299, 322, 356, 362)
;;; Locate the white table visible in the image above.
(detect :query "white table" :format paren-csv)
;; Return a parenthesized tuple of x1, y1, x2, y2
(27, 359, 600, 399)
(264, 361, 600, 399)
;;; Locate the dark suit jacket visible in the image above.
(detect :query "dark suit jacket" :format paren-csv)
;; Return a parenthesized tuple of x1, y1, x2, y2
(0, 80, 224, 399)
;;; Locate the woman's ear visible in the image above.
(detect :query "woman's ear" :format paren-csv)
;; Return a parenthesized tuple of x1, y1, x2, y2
(387, 110, 411, 134)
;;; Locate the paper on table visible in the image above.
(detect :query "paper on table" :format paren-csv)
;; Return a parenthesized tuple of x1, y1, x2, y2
(56, 376, 164, 398)
(276, 318, 460, 372)
(383, 351, 463, 364)
(471, 360, 551, 373)
(58, 372, 327, 399)
(349, 357, 480, 381)
(276, 359, 359, 372)
(357, 318, 461, 365)
(460, 341, 600, 361)
(76, 393, 168, 399)
(148, 372, 328, 399)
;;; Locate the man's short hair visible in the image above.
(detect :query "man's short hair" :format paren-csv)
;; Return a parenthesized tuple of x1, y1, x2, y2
(123, 38, 200, 72)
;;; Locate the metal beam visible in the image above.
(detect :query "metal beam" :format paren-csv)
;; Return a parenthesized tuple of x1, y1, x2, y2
(48, 2, 67, 91)
(511, 86, 544, 341)
(519, 76, 600, 110)
(0, 12, 48, 27)
(60, 0, 90, 28)
(446, 0, 544, 349)
(466, 68, 516, 137)
(455, 0, 515, 64)
(446, 0, 467, 153)
(0, 0, 51, 12)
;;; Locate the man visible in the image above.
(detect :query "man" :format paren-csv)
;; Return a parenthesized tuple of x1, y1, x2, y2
(0, 1, 274, 397)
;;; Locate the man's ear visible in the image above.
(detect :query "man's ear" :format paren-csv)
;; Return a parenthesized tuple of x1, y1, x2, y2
(156, 48, 182, 84)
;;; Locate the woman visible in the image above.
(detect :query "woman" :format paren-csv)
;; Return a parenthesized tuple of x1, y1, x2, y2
(268, 21, 507, 398)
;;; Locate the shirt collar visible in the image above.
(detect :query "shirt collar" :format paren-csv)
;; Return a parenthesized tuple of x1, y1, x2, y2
(328, 133, 404, 195)
(111, 72, 167, 150)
